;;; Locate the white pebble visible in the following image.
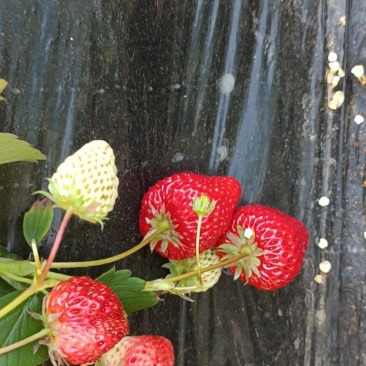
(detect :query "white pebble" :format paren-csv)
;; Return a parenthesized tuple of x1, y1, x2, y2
(319, 260, 332, 274)
(219, 73, 236, 95)
(171, 152, 184, 163)
(217, 145, 228, 162)
(319, 196, 330, 207)
(318, 238, 328, 249)
(328, 52, 337, 62)
(364, 232, 366, 240)
(354, 115, 364, 125)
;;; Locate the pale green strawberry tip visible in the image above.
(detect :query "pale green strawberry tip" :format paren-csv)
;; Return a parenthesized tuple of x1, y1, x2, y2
(192, 195, 216, 217)
(164, 248, 222, 294)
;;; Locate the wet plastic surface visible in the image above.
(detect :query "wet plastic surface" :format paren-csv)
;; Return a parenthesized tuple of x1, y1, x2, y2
(1, 1, 366, 365)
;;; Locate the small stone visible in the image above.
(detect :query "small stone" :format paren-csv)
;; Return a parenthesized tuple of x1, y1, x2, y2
(328, 52, 337, 62)
(319, 260, 332, 273)
(318, 238, 328, 249)
(171, 152, 184, 163)
(319, 196, 330, 207)
(354, 115, 364, 125)
(314, 274, 324, 284)
(364, 232, 366, 240)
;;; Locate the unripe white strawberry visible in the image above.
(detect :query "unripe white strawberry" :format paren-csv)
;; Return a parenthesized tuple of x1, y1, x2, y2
(95, 335, 174, 366)
(163, 248, 222, 293)
(43, 140, 119, 226)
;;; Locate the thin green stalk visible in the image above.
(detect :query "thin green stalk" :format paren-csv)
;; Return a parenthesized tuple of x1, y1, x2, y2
(195, 215, 203, 285)
(145, 251, 249, 288)
(45, 271, 71, 282)
(0, 285, 38, 319)
(49, 224, 169, 269)
(0, 328, 49, 355)
(2, 272, 33, 285)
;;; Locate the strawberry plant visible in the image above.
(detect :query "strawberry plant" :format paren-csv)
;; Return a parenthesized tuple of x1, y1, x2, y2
(0, 138, 309, 366)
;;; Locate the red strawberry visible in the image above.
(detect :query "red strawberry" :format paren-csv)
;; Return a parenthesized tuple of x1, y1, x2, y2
(43, 276, 129, 365)
(216, 205, 309, 290)
(96, 335, 174, 366)
(139, 172, 241, 260)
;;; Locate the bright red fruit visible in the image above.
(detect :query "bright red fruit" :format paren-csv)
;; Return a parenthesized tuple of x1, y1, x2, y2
(216, 205, 309, 290)
(43, 276, 129, 365)
(97, 335, 174, 366)
(139, 172, 241, 260)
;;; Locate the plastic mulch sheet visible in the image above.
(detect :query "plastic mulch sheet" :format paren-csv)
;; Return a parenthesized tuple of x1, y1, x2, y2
(0, 1, 365, 365)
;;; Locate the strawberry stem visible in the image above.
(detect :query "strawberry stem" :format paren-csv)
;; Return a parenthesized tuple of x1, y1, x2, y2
(2, 272, 33, 285)
(145, 250, 250, 289)
(31, 239, 42, 275)
(0, 328, 49, 355)
(48, 224, 168, 269)
(192, 196, 216, 288)
(0, 283, 40, 319)
(195, 215, 203, 286)
(38, 207, 74, 284)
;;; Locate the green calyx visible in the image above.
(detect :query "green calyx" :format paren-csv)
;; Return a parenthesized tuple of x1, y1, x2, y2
(218, 226, 265, 281)
(36, 179, 105, 227)
(161, 249, 222, 294)
(193, 195, 216, 217)
(146, 204, 182, 253)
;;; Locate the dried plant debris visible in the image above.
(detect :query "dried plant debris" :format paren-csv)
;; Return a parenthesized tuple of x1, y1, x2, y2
(351, 65, 366, 86)
(326, 53, 345, 90)
(328, 91, 345, 110)
(339, 16, 346, 27)
(314, 274, 324, 284)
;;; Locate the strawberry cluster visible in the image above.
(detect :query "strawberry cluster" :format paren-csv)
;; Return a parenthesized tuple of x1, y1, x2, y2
(0, 141, 309, 366)
(140, 172, 309, 293)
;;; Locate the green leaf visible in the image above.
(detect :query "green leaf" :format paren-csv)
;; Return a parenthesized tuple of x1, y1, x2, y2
(97, 268, 159, 314)
(23, 199, 54, 247)
(0, 247, 32, 291)
(0, 246, 22, 261)
(0, 292, 48, 366)
(0, 278, 16, 298)
(0, 133, 46, 165)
